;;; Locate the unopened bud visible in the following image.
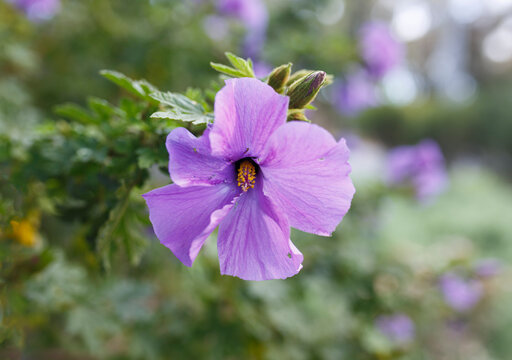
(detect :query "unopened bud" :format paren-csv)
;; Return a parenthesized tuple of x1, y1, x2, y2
(286, 70, 313, 86)
(287, 109, 310, 122)
(267, 63, 292, 93)
(287, 71, 326, 109)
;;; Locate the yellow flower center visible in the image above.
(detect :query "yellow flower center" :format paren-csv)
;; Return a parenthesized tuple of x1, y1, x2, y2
(237, 160, 256, 192)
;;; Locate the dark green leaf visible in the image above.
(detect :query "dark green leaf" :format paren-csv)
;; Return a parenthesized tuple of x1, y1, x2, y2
(100, 70, 157, 102)
(87, 97, 119, 118)
(96, 183, 133, 270)
(54, 103, 97, 124)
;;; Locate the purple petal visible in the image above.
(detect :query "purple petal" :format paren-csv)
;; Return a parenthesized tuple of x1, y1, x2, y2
(259, 122, 355, 236)
(167, 127, 233, 186)
(143, 184, 238, 267)
(217, 179, 303, 281)
(210, 78, 289, 160)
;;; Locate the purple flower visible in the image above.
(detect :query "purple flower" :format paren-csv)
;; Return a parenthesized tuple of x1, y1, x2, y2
(359, 21, 403, 79)
(10, 0, 60, 22)
(387, 140, 447, 200)
(376, 313, 415, 345)
(217, 0, 267, 30)
(216, 0, 268, 58)
(474, 258, 503, 278)
(333, 70, 378, 117)
(143, 78, 355, 281)
(439, 273, 483, 312)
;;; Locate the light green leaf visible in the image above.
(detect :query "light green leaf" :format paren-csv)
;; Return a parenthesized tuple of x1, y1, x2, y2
(210, 52, 255, 78)
(210, 62, 247, 78)
(225, 52, 255, 77)
(150, 91, 213, 125)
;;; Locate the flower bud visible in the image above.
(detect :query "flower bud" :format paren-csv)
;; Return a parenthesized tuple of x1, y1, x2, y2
(287, 71, 326, 109)
(287, 109, 309, 122)
(286, 70, 313, 86)
(267, 63, 292, 93)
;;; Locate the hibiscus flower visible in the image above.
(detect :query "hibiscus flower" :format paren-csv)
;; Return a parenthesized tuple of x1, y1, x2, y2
(143, 77, 355, 280)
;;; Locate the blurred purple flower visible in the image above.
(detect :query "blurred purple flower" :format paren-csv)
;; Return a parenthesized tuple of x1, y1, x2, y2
(359, 21, 403, 79)
(253, 60, 271, 78)
(216, 0, 268, 58)
(217, 0, 267, 30)
(143, 78, 355, 280)
(439, 273, 483, 312)
(376, 313, 415, 345)
(474, 258, 503, 278)
(10, 0, 60, 22)
(333, 70, 378, 117)
(387, 140, 447, 200)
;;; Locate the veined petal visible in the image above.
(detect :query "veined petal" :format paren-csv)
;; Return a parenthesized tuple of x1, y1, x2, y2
(143, 184, 238, 267)
(259, 122, 355, 236)
(217, 180, 303, 281)
(210, 78, 289, 160)
(167, 127, 233, 186)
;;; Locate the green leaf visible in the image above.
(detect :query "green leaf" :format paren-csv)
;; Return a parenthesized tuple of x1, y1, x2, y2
(210, 52, 255, 78)
(150, 91, 213, 125)
(100, 70, 157, 102)
(96, 183, 133, 270)
(54, 103, 97, 124)
(87, 97, 119, 118)
(150, 111, 212, 125)
(136, 148, 164, 169)
(210, 62, 247, 78)
(225, 52, 255, 77)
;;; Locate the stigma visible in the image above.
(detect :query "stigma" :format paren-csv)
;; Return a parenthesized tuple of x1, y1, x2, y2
(237, 160, 256, 192)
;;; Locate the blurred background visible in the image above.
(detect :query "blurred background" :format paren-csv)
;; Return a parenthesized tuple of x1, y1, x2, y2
(1, 0, 512, 359)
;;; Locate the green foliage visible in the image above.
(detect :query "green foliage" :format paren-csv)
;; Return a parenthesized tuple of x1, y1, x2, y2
(150, 91, 213, 125)
(100, 70, 158, 104)
(1, 1, 512, 359)
(211, 52, 256, 78)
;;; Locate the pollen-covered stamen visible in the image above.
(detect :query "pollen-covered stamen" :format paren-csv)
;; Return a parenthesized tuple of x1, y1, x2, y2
(237, 160, 256, 192)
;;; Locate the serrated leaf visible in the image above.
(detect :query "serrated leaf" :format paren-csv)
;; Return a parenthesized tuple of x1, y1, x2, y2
(96, 183, 133, 270)
(225, 52, 255, 77)
(210, 52, 255, 78)
(150, 91, 213, 125)
(210, 62, 247, 78)
(150, 111, 212, 125)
